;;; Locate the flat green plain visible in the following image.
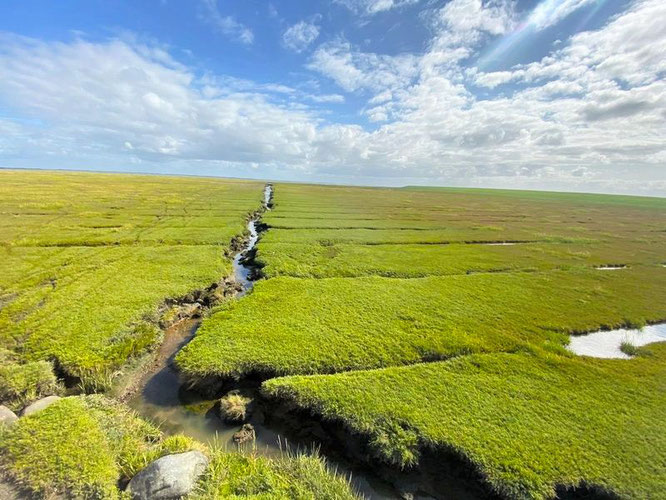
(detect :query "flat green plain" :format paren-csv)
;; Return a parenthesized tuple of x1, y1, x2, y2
(179, 182, 666, 499)
(2, 173, 665, 499)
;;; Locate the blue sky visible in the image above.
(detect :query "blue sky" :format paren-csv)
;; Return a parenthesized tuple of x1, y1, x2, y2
(0, 0, 664, 195)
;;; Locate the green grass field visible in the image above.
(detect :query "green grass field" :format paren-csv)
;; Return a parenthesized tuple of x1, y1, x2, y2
(178, 182, 666, 499)
(2, 173, 665, 499)
(0, 170, 263, 389)
(264, 346, 666, 499)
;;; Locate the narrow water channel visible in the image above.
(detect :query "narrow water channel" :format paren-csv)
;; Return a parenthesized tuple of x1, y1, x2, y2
(127, 184, 397, 499)
(128, 184, 280, 452)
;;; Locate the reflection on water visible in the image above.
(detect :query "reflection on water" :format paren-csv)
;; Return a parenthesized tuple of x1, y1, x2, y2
(128, 184, 398, 498)
(129, 186, 276, 450)
(567, 323, 666, 359)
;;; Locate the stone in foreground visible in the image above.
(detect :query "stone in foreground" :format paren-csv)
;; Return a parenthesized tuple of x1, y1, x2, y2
(0, 405, 18, 426)
(127, 451, 208, 500)
(21, 395, 61, 416)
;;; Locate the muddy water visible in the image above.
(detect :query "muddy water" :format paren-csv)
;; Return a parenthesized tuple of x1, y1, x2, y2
(128, 184, 397, 499)
(128, 184, 281, 453)
(567, 323, 666, 358)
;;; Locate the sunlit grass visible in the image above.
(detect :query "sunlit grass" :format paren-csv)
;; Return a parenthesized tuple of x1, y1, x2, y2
(0, 170, 264, 386)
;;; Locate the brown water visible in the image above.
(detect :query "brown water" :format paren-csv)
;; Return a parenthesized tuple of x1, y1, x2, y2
(127, 185, 399, 499)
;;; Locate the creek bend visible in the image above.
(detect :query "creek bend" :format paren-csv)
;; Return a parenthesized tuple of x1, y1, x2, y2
(127, 185, 397, 499)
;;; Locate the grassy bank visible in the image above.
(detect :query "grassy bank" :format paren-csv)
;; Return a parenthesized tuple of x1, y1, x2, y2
(0, 395, 360, 499)
(257, 241, 664, 278)
(177, 266, 666, 380)
(263, 345, 666, 499)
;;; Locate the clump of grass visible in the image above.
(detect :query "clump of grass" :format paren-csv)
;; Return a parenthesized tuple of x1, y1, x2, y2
(0, 357, 61, 411)
(370, 419, 420, 468)
(218, 391, 253, 423)
(191, 444, 361, 499)
(620, 341, 639, 356)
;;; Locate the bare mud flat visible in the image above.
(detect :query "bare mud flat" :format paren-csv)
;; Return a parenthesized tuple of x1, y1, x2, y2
(568, 323, 666, 358)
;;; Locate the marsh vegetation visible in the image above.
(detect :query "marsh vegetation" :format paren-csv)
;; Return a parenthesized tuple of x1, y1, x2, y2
(1, 171, 665, 499)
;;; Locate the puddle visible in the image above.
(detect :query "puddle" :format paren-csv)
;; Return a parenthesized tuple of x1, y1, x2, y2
(128, 320, 285, 454)
(567, 323, 666, 359)
(595, 265, 627, 270)
(484, 242, 516, 246)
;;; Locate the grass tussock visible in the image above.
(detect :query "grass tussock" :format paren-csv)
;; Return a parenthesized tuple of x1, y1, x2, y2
(0, 350, 61, 411)
(191, 445, 361, 500)
(619, 341, 639, 356)
(218, 391, 253, 423)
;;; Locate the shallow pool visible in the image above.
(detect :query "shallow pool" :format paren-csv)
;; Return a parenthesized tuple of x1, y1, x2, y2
(567, 323, 666, 359)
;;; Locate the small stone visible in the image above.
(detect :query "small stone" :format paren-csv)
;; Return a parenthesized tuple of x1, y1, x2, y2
(127, 451, 208, 500)
(0, 405, 18, 426)
(233, 423, 256, 445)
(21, 395, 61, 416)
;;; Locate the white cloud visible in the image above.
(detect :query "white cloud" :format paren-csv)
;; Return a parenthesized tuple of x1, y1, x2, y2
(0, 35, 320, 166)
(282, 21, 320, 53)
(335, 0, 419, 15)
(308, 41, 419, 92)
(1, 0, 665, 195)
(199, 0, 254, 44)
(436, 0, 515, 38)
(472, 70, 515, 88)
(308, 93, 346, 103)
(526, 0, 596, 30)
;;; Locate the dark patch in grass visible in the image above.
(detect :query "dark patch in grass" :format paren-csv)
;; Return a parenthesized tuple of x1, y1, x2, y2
(260, 391, 500, 500)
(555, 483, 620, 500)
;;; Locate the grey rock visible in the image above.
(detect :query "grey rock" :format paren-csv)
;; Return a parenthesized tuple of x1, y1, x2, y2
(127, 451, 208, 500)
(21, 395, 61, 416)
(0, 405, 18, 426)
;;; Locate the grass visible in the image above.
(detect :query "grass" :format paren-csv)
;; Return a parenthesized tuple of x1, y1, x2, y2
(0, 395, 359, 499)
(619, 341, 639, 356)
(0, 170, 264, 387)
(3, 174, 665, 499)
(177, 266, 666, 380)
(218, 391, 253, 422)
(180, 182, 666, 499)
(0, 395, 165, 497)
(191, 447, 361, 499)
(263, 345, 666, 499)
(0, 350, 61, 411)
(257, 241, 664, 278)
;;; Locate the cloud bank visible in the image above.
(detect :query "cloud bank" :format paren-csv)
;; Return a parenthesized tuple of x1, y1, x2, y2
(0, 0, 664, 195)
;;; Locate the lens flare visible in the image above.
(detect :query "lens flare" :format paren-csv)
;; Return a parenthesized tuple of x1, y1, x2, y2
(478, 0, 608, 68)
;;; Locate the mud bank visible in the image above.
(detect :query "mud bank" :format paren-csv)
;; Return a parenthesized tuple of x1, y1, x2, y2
(257, 394, 499, 500)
